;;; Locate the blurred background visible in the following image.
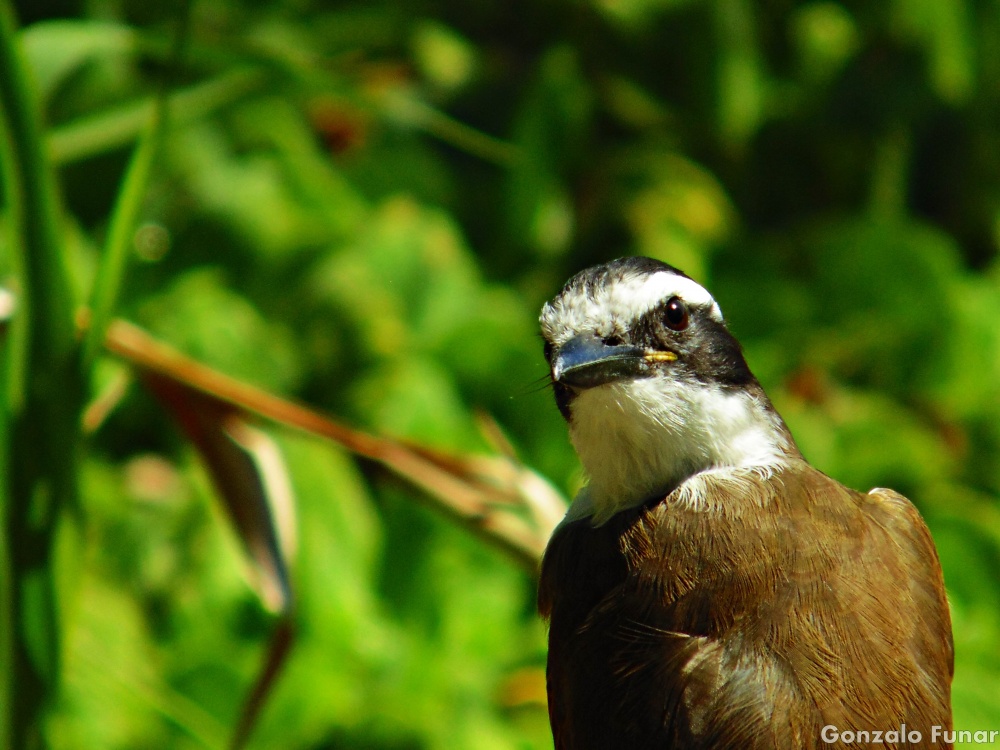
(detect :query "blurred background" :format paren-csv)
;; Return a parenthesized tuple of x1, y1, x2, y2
(4, 0, 1000, 747)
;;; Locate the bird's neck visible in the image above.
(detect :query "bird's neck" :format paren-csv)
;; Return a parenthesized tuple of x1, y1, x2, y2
(565, 378, 798, 525)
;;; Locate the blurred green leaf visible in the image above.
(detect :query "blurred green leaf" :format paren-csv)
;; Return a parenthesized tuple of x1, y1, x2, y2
(791, 2, 860, 83)
(411, 21, 478, 94)
(137, 269, 302, 394)
(48, 69, 267, 165)
(808, 217, 963, 392)
(892, 0, 974, 103)
(591, 0, 702, 27)
(714, 0, 764, 148)
(617, 149, 735, 280)
(506, 46, 591, 258)
(21, 20, 134, 105)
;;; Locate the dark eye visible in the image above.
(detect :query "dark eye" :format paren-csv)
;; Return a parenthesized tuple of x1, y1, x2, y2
(664, 297, 689, 331)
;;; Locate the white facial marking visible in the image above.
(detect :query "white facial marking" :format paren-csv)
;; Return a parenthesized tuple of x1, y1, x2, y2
(540, 271, 723, 348)
(543, 264, 794, 527)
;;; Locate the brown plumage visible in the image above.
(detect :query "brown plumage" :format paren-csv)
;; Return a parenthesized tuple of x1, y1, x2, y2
(538, 463, 953, 749)
(537, 258, 953, 749)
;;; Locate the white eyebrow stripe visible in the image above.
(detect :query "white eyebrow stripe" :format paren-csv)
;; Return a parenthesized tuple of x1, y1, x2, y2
(540, 271, 723, 346)
(609, 272, 721, 319)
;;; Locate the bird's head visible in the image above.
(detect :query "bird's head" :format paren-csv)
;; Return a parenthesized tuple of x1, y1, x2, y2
(541, 257, 797, 523)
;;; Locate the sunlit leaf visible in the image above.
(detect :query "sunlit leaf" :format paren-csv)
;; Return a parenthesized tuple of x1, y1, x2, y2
(21, 20, 134, 105)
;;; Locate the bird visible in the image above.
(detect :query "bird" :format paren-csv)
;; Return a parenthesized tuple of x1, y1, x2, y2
(536, 257, 953, 750)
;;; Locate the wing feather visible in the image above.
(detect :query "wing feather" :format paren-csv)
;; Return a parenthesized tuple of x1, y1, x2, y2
(539, 466, 953, 749)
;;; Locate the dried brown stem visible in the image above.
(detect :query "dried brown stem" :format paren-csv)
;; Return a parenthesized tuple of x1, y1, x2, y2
(104, 319, 560, 570)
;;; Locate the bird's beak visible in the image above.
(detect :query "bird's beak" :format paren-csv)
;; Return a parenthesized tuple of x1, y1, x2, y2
(551, 334, 677, 390)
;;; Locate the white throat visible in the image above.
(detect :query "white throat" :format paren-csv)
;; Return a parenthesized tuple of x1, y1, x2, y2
(564, 376, 792, 525)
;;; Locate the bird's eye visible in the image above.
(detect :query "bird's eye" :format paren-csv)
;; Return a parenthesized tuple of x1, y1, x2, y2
(664, 297, 689, 331)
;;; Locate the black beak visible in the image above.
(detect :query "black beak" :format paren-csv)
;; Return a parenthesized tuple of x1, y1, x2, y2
(551, 334, 675, 390)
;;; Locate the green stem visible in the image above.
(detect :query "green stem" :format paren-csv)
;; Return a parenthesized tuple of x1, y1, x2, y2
(0, 9, 74, 351)
(80, 120, 163, 366)
(82, 0, 194, 369)
(83, 0, 191, 378)
(0, 1, 82, 748)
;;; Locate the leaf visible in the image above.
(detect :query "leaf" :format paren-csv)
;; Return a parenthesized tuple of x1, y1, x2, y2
(20, 20, 134, 105)
(892, 0, 974, 103)
(48, 69, 267, 165)
(139, 371, 296, 616)
(713, 0, 765, 148)
(411, 21, 478, 93)
(791, 2, 860, 82)
(137, 269, 303, 394)
(505, 46, 591, 257)
(617, 149, 735, 280)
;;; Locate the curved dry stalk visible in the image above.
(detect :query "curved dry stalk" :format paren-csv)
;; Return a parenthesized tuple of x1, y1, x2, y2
(102, 318, 563, 570)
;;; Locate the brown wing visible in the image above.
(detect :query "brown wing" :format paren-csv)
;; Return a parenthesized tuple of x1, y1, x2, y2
(539, 496, 807, 750)
(538, 466, 954, 750)
(538, 509, 636, 750)
(758, 477, 954, 747)
(860, 487, 955, 687)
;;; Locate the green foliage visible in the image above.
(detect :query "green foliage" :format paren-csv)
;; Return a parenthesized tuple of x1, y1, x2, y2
(1, 2, 84, 747)
(4, 0, 1000, 746)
